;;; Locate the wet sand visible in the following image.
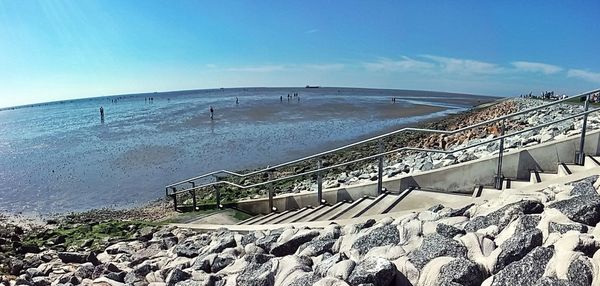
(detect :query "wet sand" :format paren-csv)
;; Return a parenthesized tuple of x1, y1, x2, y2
(0, 87, 498, 214)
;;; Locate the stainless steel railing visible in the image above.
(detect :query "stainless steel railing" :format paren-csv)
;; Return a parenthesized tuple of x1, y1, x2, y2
(166, 88, 600, 212)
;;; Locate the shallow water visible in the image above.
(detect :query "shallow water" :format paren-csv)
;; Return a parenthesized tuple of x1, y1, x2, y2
(0, 87, 493, 214)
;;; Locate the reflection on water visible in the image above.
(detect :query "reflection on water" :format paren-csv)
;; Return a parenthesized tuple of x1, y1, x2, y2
(0, 87, 493, 214)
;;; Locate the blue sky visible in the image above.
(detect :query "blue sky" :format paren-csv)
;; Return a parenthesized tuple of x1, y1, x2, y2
(1, 1, 600, 107)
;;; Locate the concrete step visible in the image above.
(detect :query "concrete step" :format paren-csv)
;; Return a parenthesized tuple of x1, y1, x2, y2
(557, 163, 572, 176)
(237, 214, 264, 225)
(360, 193, 401, 216)
(503, 178, 531, 189)
(586, 155, 600, 168)
(386, 189, 468, 213)
(288, 204, 329, 223)
(273, 206, 318, 224)
(531, 170, 559, 183)
(325, 197, 370, 220)
(349, 192, 390, 218)
(270, 207, 313, 224)
(255, 210, 291, 224)
(308, 201, 349, 222)
(245, 211, 281, 225)
(333, 198, 375, 220)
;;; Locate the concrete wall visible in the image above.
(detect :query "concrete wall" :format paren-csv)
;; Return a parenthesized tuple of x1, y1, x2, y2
(235, 129, 600, 215)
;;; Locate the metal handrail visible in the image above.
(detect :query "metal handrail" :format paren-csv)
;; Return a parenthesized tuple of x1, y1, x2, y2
(167, 88, 600, 211)
(170, 107, 597, 195)
(165, 88, 599, 190)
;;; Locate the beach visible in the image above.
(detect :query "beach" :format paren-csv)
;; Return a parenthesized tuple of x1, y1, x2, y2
(0, 87, 494, 215)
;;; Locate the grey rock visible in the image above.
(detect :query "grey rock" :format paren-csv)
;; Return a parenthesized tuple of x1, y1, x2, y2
(31, 277, 51, 286)
(123, 272, 144, 285)
(240, 232, 260, 246)
(428, 204, 445, 212)
(57, 252, 98, 265)
(491, 246, 553, 286)
(567, 256, 593, 286)
(137, 226, 156, 242)
(437, 258, 485, 286)
(348, 257, 396, 286)
(534, 277, 569, 286)
(436, 223, 465, 238)
(407, 234, 468, 269)
(25, 268, 43, 278)
(236, 256, 275, 286)
(296, 239, 336, 257)
(207, 235, 236, 254)
(351, 224, 400, 255)
(166, 268, 191, 286)
(548, 195, 600, 225)
(548, 222, 588, 234)
(494, 228, 542, 273)
(133, 262, 156, 277)
(514, 214, 541, 233)
(569, 176, 600, 197)
(211, 255, 234, 273)
(104, 271, 125, 283)
(74, 263, 95, 279)
(161, 236, 179, 249)
(255, 231, 282, 252)
(287, 272, 320, 286)
(464, 200, 544, 232)
(270, 231, 320, 257)
(175, 237, 210, 258)
(314, 253, 343, 277)
(446, 203, 474, 217)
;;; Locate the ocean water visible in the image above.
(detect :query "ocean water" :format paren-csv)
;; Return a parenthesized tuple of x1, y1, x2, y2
(0, 87, 493, 214)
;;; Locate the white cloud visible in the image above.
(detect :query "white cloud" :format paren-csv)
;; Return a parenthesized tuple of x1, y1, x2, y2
(304, 29, 319, 34)
(421, 55, 504, 75)
(567, 69, 600, 83)
(363, 56, 435, 72)
(511, 61, 562, 74)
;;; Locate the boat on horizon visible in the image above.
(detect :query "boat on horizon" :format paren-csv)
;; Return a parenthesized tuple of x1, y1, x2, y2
(305, 85, 320, 88)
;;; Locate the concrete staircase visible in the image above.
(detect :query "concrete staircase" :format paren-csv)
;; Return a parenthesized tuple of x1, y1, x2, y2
(220, 155, 600, 227)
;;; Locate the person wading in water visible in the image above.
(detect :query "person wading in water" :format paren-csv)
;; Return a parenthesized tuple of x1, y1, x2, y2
(210, 106, 214, 120)
(99, 106, 105, 123)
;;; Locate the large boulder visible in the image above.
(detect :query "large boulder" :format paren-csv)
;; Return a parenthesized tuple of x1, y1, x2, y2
(270, 230, 320, 257)
(489, 246, 554, 286)
(296, 239, 336, 257)
(437, 258, 485, 286)
(236, 255, 276, 286)
(347, 257, 396, 286)
(350, 225, 400, 255)
(407, 234, 468, 269)
(493, 228, 543, 273)
(57, 252, 98, 265)
(464, 200, 544, 233)
(548, 196, 600, 226)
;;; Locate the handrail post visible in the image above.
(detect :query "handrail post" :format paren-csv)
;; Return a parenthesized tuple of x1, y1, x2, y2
(268, 171, 274, 213)
(317, 159, 323, 205)
(171, 187, 178, 211)
(577, 94, 590, 165)
(494, 119, 506, 190)
(190, 182, 197, 211)
(377, 139, 384, 194)
(213, 176, 221, 209)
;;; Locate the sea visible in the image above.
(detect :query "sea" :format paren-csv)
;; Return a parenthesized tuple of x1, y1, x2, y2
(0, 87, 495, 214)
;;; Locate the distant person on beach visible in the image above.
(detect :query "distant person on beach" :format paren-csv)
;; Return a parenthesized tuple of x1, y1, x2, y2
(236, 97, 239, 104)
(99, 106, 105, 122)
(210, 106, 214, 120)
(280, 95, 283, 102)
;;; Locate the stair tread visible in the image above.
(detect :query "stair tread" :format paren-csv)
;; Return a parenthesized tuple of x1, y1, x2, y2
(361, 194, 400, 216)
(333, 198, 375, 219)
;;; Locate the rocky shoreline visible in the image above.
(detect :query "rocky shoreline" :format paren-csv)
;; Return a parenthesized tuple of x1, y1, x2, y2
(289, 98, 598, 194)
(4, 176, 600, 285)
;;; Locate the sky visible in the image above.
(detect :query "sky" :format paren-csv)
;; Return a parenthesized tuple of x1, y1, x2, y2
(1, 1, 600, 108)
